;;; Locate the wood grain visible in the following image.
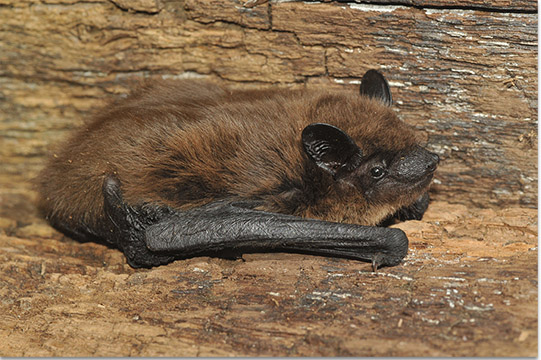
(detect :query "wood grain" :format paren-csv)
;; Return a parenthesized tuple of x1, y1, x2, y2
(324, 0, 537, 12)
(0, 0, 536, 209)
(0, 195, 537, 357)
(0, 1, 537, 357)
(272, 2, 538, 208)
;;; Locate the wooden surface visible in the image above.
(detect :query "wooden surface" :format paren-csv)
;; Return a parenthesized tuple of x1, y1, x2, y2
(0, 0, 537, 209)
(0, 197, 537, 356)
(0, 0, 537, 357)
(334, 0, 537, 11)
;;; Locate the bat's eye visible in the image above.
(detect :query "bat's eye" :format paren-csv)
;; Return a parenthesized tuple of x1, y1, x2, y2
(370, 166, 386, 180)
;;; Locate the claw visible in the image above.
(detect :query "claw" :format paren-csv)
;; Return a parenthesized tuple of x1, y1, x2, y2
(372, 253, 384, 272)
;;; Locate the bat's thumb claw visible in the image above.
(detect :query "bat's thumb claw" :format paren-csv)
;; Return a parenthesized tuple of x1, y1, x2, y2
(102, 174, 130, 230)
(371, 253, 385, 272)
(103, 174, 124, 206)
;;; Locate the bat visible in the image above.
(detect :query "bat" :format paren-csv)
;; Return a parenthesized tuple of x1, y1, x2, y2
(37, 69, 439, 270)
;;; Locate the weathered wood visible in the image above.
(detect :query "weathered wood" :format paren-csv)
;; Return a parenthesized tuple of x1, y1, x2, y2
(185, 0, 270, 29)
(0, 194, 537, 356)
(329, 0, 537, 12)
(0, 1, 537, 356)
(272, 2, 538, 209)
(0, 0, 536, 209)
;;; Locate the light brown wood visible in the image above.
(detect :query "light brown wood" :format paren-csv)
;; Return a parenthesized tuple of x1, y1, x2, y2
(0, 0, 537, 356)
(0, 197, 537, 356)
(0, 0, 536, 208)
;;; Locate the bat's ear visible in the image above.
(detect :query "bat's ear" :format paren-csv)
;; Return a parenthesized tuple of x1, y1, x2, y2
(359, 69, 393, 106)
(302, 123, 362, 177)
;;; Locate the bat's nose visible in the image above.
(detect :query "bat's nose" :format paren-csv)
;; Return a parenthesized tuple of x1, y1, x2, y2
(395, 146, 439, 181)
(426, 152, 439, 173)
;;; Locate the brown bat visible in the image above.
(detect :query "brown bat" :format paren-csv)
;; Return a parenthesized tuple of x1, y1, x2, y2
(37, 70, 438, 270)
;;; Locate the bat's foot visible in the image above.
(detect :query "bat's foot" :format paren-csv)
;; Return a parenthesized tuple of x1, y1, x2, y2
(371, 253, 384, 272)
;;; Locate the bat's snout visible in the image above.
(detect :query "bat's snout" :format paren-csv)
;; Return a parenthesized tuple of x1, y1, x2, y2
(425, 151, 439, 173)
(395, 146, 439, 181)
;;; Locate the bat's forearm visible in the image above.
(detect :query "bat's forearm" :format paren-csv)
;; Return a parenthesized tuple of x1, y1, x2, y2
(145, 201, 408, 268)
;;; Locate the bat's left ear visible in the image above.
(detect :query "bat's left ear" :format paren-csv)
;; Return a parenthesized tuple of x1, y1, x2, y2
(302, 123, 362, 177)
(359, 69, 393, 106)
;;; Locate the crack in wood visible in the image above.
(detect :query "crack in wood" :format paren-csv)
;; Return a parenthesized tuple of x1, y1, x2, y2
(326, 0, 537, 14)
(108, 0, 163, 15)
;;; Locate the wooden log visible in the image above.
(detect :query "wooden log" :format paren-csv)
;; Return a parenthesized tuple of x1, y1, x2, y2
(0, 0, 536, 209)
(0, 197, 537, 357)
(0, 1, 537, 357)
(271, 2, 538, 208)
(322, 0, 537, 12)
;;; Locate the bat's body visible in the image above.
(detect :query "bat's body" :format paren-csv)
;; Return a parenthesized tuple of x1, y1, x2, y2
(37, 70, 438, 269)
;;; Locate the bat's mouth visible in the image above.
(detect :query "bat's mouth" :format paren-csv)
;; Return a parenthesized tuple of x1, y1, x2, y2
(419, 171, 435, 185)
(419, 172, 436, 191)
(404, 171, 435, 194)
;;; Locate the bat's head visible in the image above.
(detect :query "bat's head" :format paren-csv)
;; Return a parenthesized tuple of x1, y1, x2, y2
(301, 70, 439, 225)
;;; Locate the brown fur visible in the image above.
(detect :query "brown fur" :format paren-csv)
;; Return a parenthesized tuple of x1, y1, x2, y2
(37, 80, 421, 235)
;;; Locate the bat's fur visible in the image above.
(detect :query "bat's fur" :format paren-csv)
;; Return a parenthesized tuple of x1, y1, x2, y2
(37, 78, 433, 256)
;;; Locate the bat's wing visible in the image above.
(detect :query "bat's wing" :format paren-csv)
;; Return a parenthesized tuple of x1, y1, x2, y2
(394, 192, 430, 221)
(377, 193, 430, 227)
(102, 176, 177, 267)
(103, 176, 408, 270)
